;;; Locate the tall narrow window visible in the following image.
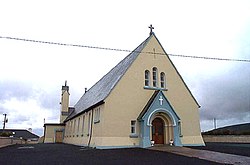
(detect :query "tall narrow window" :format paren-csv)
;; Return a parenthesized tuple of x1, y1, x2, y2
(69, 121, 72, 136)
(152, 67, 158, 87)
(94, 107, 100, 123)
(178, 121, 182, 137)
(71, 121, 73, 135)
(88, 112, 91, 136)
(73, 119, 76, 135)
(144, 70, 150, 86)
(65, 123, 68, 136)
(131, 120, 136, 134)
(77, 117, 80, 135)
(82, 115, 85, 134)
(68, 122, 70, 136)
(160, 72, 165, 88)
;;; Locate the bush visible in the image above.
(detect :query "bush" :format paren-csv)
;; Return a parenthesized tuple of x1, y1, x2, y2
(242, 131, 250, 135)
(0, 132, 12, 137)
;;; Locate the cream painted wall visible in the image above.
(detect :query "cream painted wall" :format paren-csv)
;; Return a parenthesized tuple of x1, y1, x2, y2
(103, 35, 203, 146)
(64, 112, 88, 145)
(62, 34, 204, 147)
(63, 104, 106, 146)
(44, 125, 65, 143)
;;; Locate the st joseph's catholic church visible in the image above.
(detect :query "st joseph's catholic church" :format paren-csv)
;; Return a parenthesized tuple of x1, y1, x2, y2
(44, 26, 204, 148)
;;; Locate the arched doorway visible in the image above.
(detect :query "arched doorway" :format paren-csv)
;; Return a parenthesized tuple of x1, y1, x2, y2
(152, 118, 164, 144)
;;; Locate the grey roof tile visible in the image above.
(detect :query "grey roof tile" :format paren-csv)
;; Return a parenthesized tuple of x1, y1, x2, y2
(65, 35, 152, 121)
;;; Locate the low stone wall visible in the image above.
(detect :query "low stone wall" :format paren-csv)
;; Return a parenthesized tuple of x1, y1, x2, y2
(203, 135, 250, 143)
(0, 137, 25, 148)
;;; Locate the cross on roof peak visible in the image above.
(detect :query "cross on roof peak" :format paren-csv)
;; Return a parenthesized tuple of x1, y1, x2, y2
(148, 24, 154, 35)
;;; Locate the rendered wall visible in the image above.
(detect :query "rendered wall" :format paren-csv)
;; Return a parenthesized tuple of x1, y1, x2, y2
(44, 125, 65, 143)
(63, 35, 204, 148)
(63, 104, 105, 147)
(101, 35, 204, 147)
(203, 135, 250, 143)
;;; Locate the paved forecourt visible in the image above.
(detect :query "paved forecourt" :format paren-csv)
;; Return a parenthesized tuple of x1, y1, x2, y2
(0, 143, 220, 165)
(150, 145, 250, 165)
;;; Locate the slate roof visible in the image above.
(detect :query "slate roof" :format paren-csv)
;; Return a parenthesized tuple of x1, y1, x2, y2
(65, 34, 153, 121)
(65, 32, 200, 121)
(0, 129, 40, 140)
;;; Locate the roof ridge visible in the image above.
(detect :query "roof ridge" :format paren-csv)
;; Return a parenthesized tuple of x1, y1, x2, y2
(153, 34, 200, 108)
(78, 34, 152, 96)
(67, 35, 153, 120)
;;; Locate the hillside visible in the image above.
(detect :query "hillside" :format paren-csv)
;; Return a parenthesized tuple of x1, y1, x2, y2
(202, 123, 250, 135)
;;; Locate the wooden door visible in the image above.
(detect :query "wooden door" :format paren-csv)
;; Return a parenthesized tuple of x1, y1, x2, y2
(152, 118, 164, 144)
(55, 131, 63, 143)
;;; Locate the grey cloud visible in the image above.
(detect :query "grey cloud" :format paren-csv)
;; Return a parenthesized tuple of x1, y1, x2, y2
(0, 80, 34, 102)
(38, 89, 60, 111)
(11, 115, 30, 124)
(0, 105, 5, 114)
(197, 63, 250, 122)
(47, 115, 59, 121)
(0, 80, 60, 112)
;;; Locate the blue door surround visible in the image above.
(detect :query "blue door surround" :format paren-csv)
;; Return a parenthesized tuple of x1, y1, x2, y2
(138, 91, 182, 148)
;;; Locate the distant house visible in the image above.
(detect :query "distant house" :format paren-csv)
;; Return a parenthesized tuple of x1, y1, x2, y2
(0, 129, 40, 143)
(44, 28, 204, 148)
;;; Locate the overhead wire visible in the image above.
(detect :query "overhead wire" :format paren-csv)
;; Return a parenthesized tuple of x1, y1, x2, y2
(0, 35, 250, 63)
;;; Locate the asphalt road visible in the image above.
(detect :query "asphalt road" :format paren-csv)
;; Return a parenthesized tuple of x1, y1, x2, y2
(189, 142, 250, 157)
(0, 143, 221, 165)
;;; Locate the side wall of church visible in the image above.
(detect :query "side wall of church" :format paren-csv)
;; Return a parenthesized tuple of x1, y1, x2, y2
(63, 104, 105, 147)
(98, 35, 204, 147)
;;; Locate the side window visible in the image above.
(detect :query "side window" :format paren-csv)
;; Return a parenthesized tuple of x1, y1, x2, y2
(94, 107, 100, 123)
(152, 67, 158, 87)
(74, 119, 76, 135)
(88, 112, 91, 135)
(65, 123, 68, 137)
(77, 117, 80, 135)
(144, 70, 150, 86)
(131, 120, 136, 134)
(71, 120, 73, 135)
(69, 121, 72, 136)
(160, 72, 165, 88)
(82, 115, 85, 135)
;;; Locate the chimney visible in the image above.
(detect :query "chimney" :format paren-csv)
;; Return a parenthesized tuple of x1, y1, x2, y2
(62, 80, 69, 92)
(60, 80, 70, 123)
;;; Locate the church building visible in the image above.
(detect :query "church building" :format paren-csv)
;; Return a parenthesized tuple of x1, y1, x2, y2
(44, 26, 205, 148)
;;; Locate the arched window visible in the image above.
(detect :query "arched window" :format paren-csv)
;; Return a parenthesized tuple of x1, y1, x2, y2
(160, 72, 165, 88)
(152, 67, 158, 87)
(145, 70, 150, 86)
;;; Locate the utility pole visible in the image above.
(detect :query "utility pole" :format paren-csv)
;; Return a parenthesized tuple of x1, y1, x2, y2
(214, 118, 216, 129)
(3, 114, 7, 132)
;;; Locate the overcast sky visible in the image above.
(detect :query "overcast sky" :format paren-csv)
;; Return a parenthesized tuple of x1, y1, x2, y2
(0, 0, 249, 136)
